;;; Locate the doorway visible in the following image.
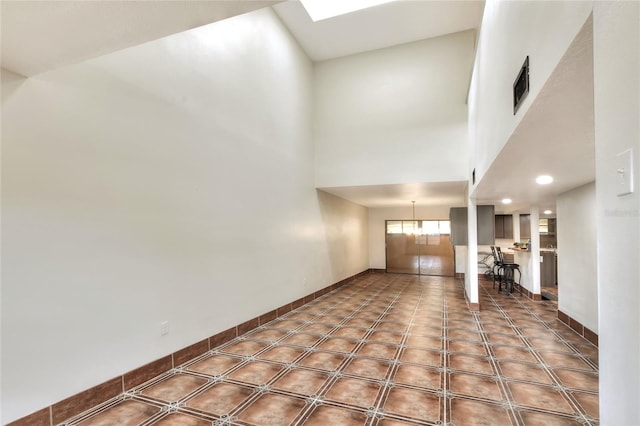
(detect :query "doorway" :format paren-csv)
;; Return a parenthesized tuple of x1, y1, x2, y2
(385, 220, 454, 276)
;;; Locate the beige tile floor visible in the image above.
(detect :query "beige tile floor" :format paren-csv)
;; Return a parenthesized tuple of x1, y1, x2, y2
(60, 274, 599, 425)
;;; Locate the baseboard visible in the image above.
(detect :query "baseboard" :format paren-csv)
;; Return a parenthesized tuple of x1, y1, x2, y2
(512, 284, 541, 301)
(455, 272, 465, 279)
(8, 269, 371, 426)
(557, 310, 598, 346)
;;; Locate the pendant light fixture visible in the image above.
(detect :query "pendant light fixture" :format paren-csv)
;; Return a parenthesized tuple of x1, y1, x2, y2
(406, 200, 423, 235)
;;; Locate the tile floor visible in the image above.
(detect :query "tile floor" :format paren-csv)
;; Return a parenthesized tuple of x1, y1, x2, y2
(60, 274, 599, 425)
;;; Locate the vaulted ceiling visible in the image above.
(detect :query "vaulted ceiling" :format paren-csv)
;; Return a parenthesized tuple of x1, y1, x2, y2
(0, 1, 280, 76)
(1, 1, 593, 212)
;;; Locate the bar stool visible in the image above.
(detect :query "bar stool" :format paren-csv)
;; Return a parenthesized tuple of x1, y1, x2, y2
(489, 246, 502, 290)
(496, 247, 521, 295)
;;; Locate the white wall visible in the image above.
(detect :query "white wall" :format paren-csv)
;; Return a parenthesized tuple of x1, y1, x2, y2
(314, 30, 474, 188)
(468, 1, 593, 188)
(593, 2, 640, 424)
(468, 1, 639, 423)
(0, 9, 369, 423)
(557, 182, 597, 332)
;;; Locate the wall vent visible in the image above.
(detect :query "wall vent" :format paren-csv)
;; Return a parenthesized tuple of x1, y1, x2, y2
(513, 56, 530, 114)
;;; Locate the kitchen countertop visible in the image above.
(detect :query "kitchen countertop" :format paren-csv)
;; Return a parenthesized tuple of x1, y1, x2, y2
(507, 247, 557, 253)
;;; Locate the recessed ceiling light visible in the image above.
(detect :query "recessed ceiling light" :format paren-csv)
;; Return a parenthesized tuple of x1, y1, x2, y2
(536, 175, 554, 185)
(300, 0, 396, 21)
(502, 198, 512, 204)
(544, 210, 553, 215)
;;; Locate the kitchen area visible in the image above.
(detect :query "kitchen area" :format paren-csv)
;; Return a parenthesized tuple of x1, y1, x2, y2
(450, 206, 559, 301)
(497, 213, 558, 300)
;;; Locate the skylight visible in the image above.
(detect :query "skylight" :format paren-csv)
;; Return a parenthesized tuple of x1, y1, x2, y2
(300, 0, 396, 22)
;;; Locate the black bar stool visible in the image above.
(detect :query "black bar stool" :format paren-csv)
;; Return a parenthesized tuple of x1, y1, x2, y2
(496, 247, 521, 295)
(489, 246, 501, 289)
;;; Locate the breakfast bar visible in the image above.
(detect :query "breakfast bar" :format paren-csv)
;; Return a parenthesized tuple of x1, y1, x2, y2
(505, 247, 541, 299)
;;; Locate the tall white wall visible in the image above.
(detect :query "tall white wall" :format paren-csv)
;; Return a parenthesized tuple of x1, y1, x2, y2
(593, 2, 640, 424)
(557, 182, 597, 332)
(368, 205, 450, 269)
(468, 0, 593, 188)
(0, 9, 369, 423)
(314, 30, 474, 188)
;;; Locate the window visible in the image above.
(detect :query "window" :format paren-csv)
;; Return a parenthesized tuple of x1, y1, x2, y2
(421, 220, 451, 235)
(422, 221, 440, 235)
(386, 221, 403, 234)
(386, 220, 450, 235)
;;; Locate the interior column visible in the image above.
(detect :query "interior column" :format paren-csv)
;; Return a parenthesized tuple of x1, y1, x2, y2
(466, 198, 479, 310)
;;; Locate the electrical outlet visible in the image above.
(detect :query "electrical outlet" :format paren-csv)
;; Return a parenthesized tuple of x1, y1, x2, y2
(160, 321, 169, 336)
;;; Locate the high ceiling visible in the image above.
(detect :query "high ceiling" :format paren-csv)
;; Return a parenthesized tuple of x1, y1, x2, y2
(0, 0, 483, 76)
(273, 0, 483, 210)
(0, 1, 280, 76)
(272, 0, 484, 61)
(1, 0, 484, 210)
(1, 1, 594, 212)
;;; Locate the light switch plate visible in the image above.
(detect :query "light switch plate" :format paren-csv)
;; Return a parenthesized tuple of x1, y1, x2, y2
(615, 149, 634, 196)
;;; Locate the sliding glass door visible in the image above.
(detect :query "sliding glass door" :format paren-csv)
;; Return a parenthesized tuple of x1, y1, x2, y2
(385, 220, 454, 276)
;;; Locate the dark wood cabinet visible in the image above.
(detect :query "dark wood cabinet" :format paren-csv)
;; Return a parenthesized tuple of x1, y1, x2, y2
(495, 215, 514, 239)
(450, 207, 468, 245)
(540, 251, 557, 287)
(477, 205, 495, 245)
(449, 205, 496, 245)
(519, 214, 531, 240)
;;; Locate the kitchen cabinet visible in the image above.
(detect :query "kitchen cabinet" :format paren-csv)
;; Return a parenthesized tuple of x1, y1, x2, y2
(477, 206, 495, 245)
(540, 251, 557, 287)
(449, 205, 495, 245)
(520, 214, 531, 239)
(495, 215, 514, 239)
(450, 207, 468, 245)
(548, 219, 556, 235)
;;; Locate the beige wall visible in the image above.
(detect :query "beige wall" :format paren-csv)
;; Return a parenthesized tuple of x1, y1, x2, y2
(0, 9, 368, 423)
(557, 182, 597, 332)
(593, 2, 640, 422)
(314, 31, 474, 188)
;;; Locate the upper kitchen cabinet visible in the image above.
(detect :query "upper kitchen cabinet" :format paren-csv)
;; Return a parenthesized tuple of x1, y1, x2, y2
(449, 205, 496, 245)
(450, 207, 468, 245)
(539, 218, 557, 235)
(520, 214, 531, 239)
(495, 215, 514, 239)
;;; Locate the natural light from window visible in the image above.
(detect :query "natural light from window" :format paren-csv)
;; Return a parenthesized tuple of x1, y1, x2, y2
(300, 0, 397, 22)
(386, 220, 450, 235)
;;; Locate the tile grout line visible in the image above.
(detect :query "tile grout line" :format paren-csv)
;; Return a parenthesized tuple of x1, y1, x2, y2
(510, 294, 599, 371)
(292, 277, 400, 425)
(476, 284, 524, 426)
(442, 280, 449, 426)
(362, 279, 405, 426)
(480, 282, 594, 425)
(503, 288, 596, 424)
(53, 276, 598, 426)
